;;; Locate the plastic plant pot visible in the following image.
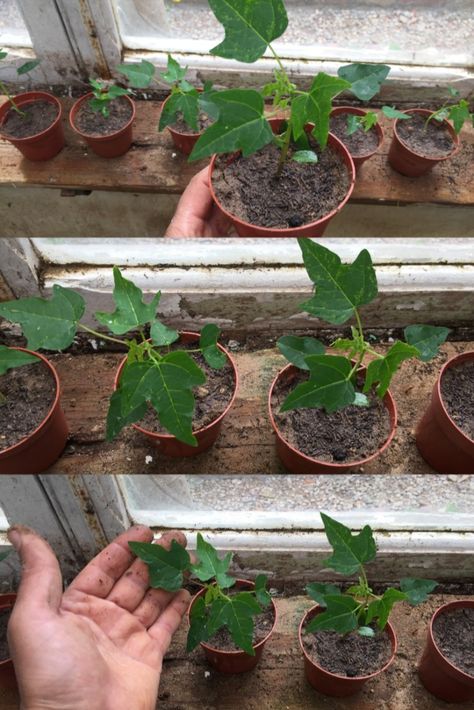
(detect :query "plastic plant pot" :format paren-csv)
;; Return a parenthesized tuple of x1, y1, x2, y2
(388, 108, 460, 177)
(188, 579, 277, 674)
(208, 118, 356, 238)
(0, 593, 16, 690)
(114, 332, 238, 458)
(0, 91, 64, 161)
(330, 106, 384, 170)
(268, 363, 397, 474)
(161, 91, 204, 156)
(0, 348, 69, 475)
(69, 92, 136, 158)
(299, 604, 397, 697)
(416, 351, 474, 474)
(418, 600, 474, 703)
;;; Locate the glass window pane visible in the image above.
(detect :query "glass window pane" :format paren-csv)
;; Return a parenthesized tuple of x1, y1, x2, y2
(0, 0, 31, 47)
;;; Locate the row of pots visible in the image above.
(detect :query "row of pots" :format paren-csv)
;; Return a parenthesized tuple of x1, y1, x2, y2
(0, 336, 472, 475)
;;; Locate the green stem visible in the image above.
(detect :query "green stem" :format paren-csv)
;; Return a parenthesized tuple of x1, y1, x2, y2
(0, 79, 25, 117)
(78, 323, 127, 347)
(275, 121, 292, 178)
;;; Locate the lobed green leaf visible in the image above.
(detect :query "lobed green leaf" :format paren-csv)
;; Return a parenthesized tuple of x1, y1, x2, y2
(306, 582, 341, 607)
(281, 354, 355, 413)
(150, 320, 179, 347)
(365, 587, 407, 630)
(95, 267, 161, 334)
(159, 89, 200, 132)
(277, 335, 325, 370)
(306, 595, 359, 634)
(129, 539, 191, 592)
(404, 325, 450, 362)
(191, 532, 235, 588)
(117, 59, 155, 88)
(199, 324, 227, 369)
(338, 63, 390, 101)
(0, 346, 39, 376)
(364, 341, 420, 397)
(400, 578, 437, 605)
(321, 513, 376, 576)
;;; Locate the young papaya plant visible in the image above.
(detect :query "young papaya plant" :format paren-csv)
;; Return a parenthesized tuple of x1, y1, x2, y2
(0, 50, 41, 117)
(425, 86, 474, 135)
(88, 78, 132, 118)
(277, 239, 450, 413)
(130, 532, 272, 655)
(344, 106, 410, 137)
(305, 513, 437, 636)
(0, 268, 226, 445)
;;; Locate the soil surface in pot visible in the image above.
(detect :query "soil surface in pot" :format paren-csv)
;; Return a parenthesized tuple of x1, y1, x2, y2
(205, 603, 274, 653)
(0, 609, 11, 662)
(0, 361, 55, 452)
(171, 110, 213, 134)
(212, 140, 350, 229)
(138, 343, 234, 435)
(433, 607, 474, 677)
(396, 113, 454, 158)
(75, 96, 133, 137)
(272, 370, 391, 464)
(329, 113, 378, 156)
(1, 100, 58, 139)
(440, 360, 474, 440)
(302, 620, 392, 677)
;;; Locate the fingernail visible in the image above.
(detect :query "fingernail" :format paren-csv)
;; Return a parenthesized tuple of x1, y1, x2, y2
(7, 527, 22, 551)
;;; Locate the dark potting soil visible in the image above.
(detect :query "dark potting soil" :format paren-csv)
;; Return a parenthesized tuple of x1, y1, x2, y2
(440, 361, 474, 441)
(138, 343, 234, 435)
(433, 607, 474, 677)
(75, 96, 133, 137)
(171, 111, 213, 134)
(0, 609, 11, 662)
(0, 100, 58, 138)
(302, 620, 393, 677)
(329, 113, 379, 157)
(272, 370, 391, 464)
(206, 604, 275, 653)
(0, 361, 55, 452)
(397, 113, 454, 158)
(212, 140, 350, 229)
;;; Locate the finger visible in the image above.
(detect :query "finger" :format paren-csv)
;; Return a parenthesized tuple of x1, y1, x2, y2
(107, 530, 187, 613)
(64, 525, 153, 600)
(148, 589, 191, 656)
(164, 168, 213, 237)
(7, 525, 62, 613)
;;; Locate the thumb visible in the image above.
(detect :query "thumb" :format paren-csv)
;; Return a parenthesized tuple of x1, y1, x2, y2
(8, 525, 63, 612)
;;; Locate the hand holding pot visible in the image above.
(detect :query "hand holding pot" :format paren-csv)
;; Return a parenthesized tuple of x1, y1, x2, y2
(7, 525, 190, 710)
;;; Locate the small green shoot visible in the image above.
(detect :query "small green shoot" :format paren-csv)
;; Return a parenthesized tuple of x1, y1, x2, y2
(345, 106, 410, 136)
(88, 78, 131, 118)
(426, 87, 474, 135)
(0, 50, 41, 117)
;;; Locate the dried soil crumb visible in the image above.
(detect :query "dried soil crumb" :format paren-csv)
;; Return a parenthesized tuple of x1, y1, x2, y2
(329, 113, 379, 157)
(397, 112, 455, 158)
(1, 100, 58, 139)
(75, 96, 132, 137)
(440, 360, 474, 441)
(433, 607, 474, 677)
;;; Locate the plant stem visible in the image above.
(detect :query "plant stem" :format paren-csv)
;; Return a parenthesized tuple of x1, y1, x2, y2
(77, 323, 126, 347)
(276, 121, 292, 178)
(0, 79, 25, 117)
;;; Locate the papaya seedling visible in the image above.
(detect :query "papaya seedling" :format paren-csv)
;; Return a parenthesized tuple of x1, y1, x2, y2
(0, 268, 226, 445)
(345, 106, 409, 136)
(305, 513, 437, 636)
(0, 50, 41, 117)
(88, 78, 132, 118)
(277, 239, 450, 413)
(130, 532, 271, 655)
(425, 86, 474, 135)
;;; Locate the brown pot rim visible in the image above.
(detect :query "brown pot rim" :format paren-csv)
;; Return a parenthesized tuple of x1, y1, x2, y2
(268, 361, 398, 471)
(329, 106, 384, 159)
(162, 89, 204, 138)
(69, 92, 136, 140)
(208, 119, 356, 236)
(393, 108, 460, 162)
(188, 578, 278, 657)
(427, 599, 474, 682)
(113, 330, 239, 442)
(436, 351, 474, 445)
(299, 603, 398, 682)
(0, 348, 61, 458)
(0, 91, 63, 143)
(0, 593, 16, 669)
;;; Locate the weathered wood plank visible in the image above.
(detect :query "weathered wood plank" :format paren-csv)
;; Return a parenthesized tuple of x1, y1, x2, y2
(0, 100, 473, 205)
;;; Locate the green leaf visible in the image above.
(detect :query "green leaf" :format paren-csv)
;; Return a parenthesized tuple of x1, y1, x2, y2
(448, 100, 471, 134)
(117, 59, 155, 88)
(105, 85, 130, 100)
(17, 59, 40, 75)
(189, 89, 273, 161)
(200, 324, 227, 369)
(338, 63, 391, 101)
(150, 320, 179, 347)
(400, 578, 437, 606)
(95, 267, 161, 334)
(277, 335, 325, 370)
(362, 111, 378, 131)
(159, 90, 200, 132)
(187, 596, 210, 651)
(221, 594, 259, 655)
(382, 105, 411, 120)
(306, 582, 341, 607)
(302, 73, 351, 150)
(129, 539, 191, 592)
(208, 0, 288, 63)
(254, 574, 271, 607)
(366, 588, 407, 629)
(281, 355, 355, 413)
(191, 533, 235, 588)
(160, 54, 188, 84)
(299, 240, 378, 325)
(0, 50, 8, 61)
(0, 286, 85, 351)
(306, 595, 359, 634)
(346, 114, 360, 135)
(321, 513, 376, 576)
(404, 325, 450, 362)
(364, 341, 420, 397)
(0, 346, 39, 375)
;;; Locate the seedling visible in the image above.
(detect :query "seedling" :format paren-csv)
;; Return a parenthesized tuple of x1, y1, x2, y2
(305, 513, 436, 636)
(0, 268, 226, 445)
(277, 239, 450, 413)
(130, 533, 272, 655)
(345, 106, 409, 136)
(0, 347, 38, 406)
(88, 78, 131, 118)
(425, 87, 474, 135)
(0, 50, 40, 117)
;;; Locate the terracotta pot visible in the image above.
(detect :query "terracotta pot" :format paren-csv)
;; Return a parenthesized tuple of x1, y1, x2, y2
(330, 106, 384, 170)
(299, 604, 397, 697)
(0, 593, 16, 690)
(0, 348, 68, 475)
(161, 91, 204, 156)
(416, 351, 474, 474)
(209, 118, 356, 238)
(189, 579, 277, 674)
(69, 92, 136, 158)
(0, 91, 64, 161)
(418, 600, 474, 703)
(114, 331, 238, 457)
(388, 108, 460, 177)
(268, 363, 397, 474)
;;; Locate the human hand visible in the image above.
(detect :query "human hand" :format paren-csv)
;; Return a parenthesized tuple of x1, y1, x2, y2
(165, 167, 235, 237)
(7, 525, 190, 710)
